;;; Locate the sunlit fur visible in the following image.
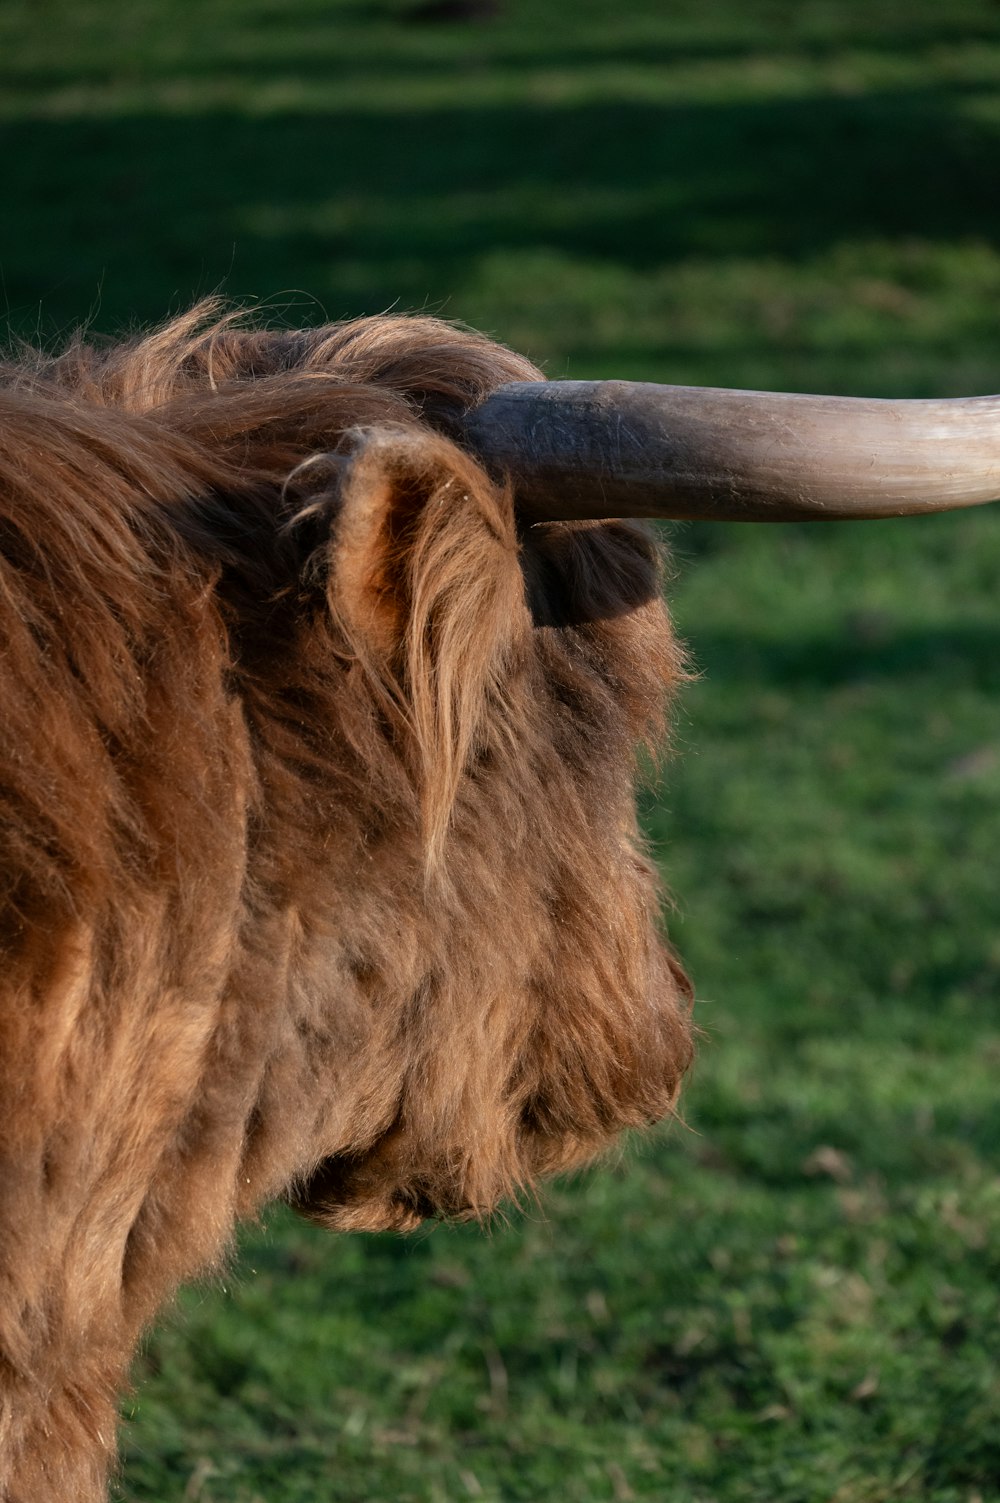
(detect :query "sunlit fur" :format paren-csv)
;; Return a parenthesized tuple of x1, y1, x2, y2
(0, 304, 693, 1501)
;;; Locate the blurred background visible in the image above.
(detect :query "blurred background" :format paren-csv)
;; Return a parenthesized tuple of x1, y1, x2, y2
(3, 2, 1000, 1499)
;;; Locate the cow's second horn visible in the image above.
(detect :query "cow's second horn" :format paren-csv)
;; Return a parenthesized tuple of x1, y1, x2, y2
(461, 381, 1000, 522)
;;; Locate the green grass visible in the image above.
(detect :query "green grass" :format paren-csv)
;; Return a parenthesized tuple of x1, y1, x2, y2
(3, 1, 1000, 1498)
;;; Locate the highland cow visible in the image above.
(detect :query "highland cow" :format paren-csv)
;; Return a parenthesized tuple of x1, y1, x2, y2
(0, 306, 694, 1502)
(0, 304, 996, 1502)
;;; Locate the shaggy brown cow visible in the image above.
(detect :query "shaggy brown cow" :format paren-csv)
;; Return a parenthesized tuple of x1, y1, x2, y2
(0, 306, 692, 1502)
(2, 304, 997, 1501)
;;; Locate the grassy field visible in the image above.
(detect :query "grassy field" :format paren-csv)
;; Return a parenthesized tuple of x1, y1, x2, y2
(3, 1, 1000, 1498)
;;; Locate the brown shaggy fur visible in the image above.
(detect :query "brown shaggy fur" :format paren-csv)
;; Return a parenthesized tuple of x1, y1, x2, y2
(0, 303, 692, 1501)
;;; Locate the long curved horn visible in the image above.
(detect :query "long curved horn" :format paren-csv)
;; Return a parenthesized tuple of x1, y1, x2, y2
(461, 381, 1000, 522)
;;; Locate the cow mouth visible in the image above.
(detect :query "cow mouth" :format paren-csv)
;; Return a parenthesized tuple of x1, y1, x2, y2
(291, 1147, 473, 1234)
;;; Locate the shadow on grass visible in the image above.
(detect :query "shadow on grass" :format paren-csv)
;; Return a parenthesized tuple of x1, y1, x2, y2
(8, 14, 1000, 89)
(3, 83, 999, 333)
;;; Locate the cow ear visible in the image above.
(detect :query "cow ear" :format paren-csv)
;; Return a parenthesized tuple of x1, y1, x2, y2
(323, 424, 505, 659)
(318, 423, 527, 865)
(321, 427, 427, 657)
